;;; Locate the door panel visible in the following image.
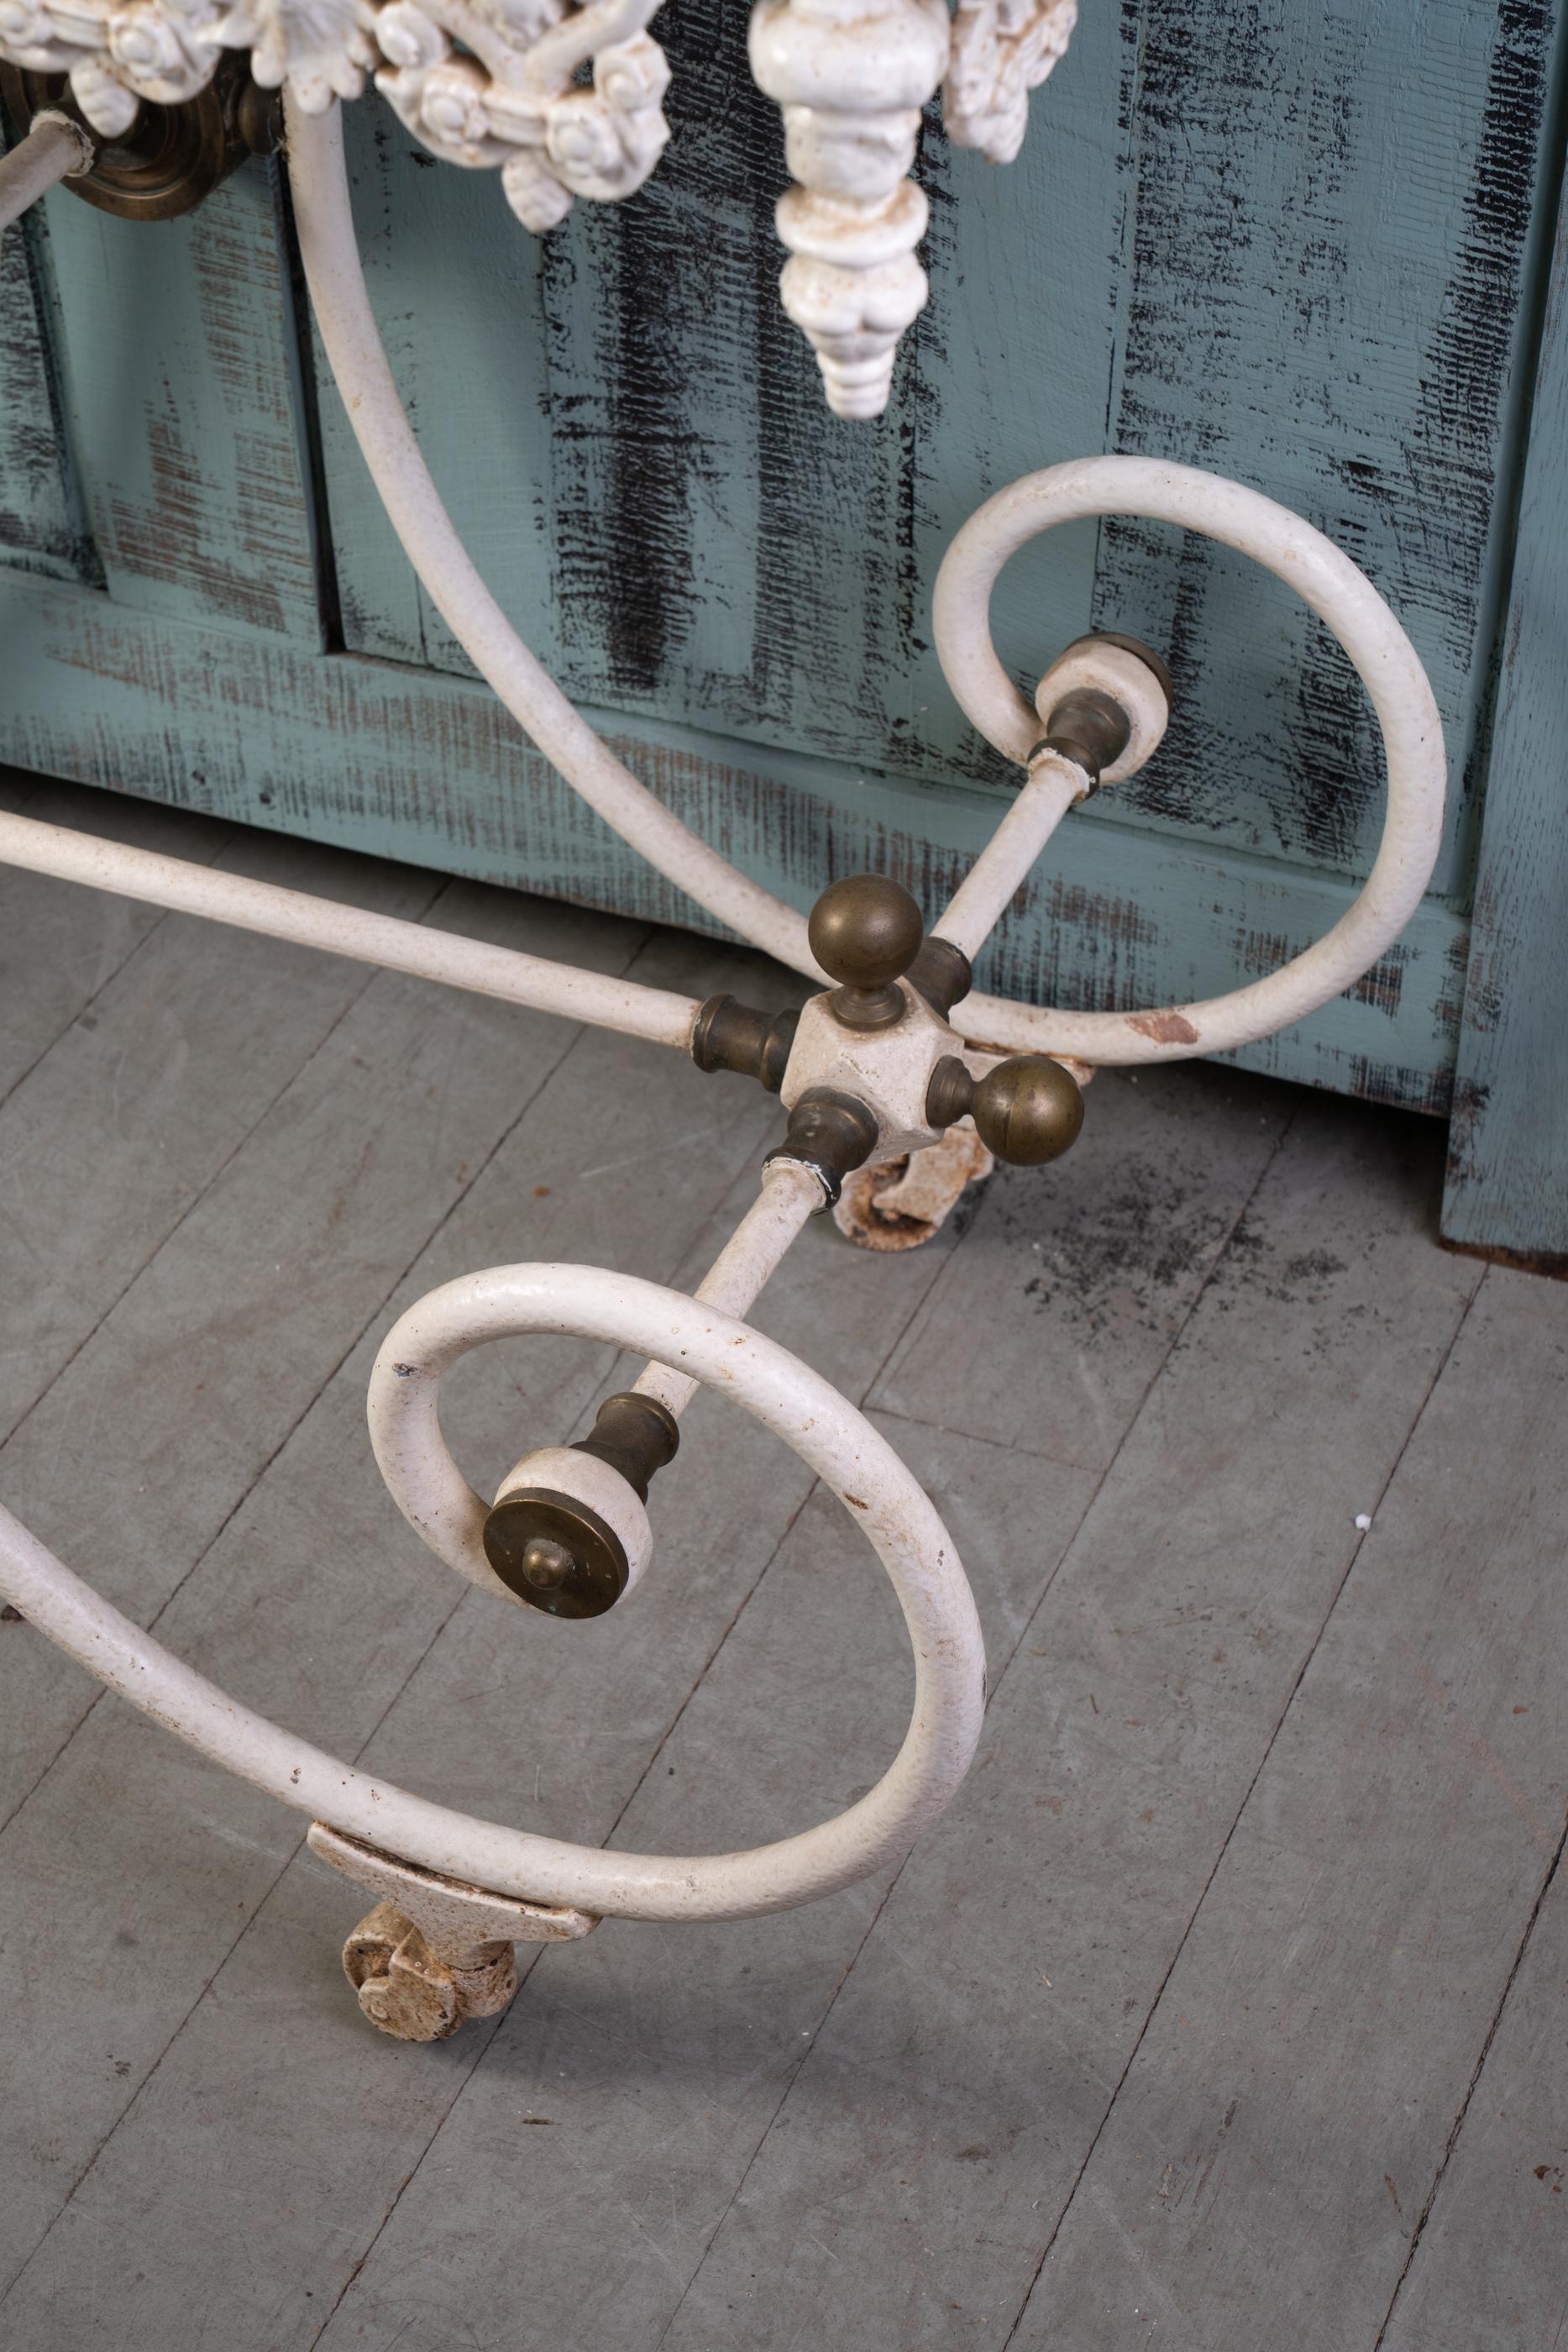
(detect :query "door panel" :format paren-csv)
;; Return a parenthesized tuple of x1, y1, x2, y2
(36, 162, 322, 644)
(317, 0, 1562, 907)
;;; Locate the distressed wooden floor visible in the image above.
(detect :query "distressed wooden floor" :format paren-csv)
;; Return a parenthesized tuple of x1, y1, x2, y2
(0, 780, 1562, 2352)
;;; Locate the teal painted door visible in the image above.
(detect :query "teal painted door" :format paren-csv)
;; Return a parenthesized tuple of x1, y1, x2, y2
(3, 3, 1566, 1252)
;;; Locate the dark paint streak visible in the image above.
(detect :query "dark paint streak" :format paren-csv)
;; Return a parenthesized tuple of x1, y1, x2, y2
(108, 409, 287, 636)
(1095, 0, 1557, 889)
(0, 190, 96, 580)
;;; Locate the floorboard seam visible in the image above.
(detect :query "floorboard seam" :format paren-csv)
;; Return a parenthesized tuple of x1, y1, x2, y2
(0, 927, 456, 1842)
(0, 963, 766, 2328)
(0, 890, 674, 2298)
(0, 874, 445, 1462)
(0, 895, 176, 1121)
(304, 1184, 972, 2346)
(0, 800, 239, 1119)
(648, 1109, 1306, 2349)
(0, 1478, 534, 2315)
(0, 879, 648, 1842)
(1371, 1803, 1568, 2349)
(0, 929, 635, 1846)
(994, 1262, 1490, 2351)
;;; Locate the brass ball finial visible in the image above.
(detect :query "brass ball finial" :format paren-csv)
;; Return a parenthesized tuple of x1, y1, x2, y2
(807, 875, 926, 1030)
(972, 1057, 1084, 1165)
(926, 1053, 1085, 1168)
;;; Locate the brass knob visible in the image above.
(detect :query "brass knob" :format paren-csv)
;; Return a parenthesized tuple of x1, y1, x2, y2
(807, 875, 925, 1031)
(926, 1054, 1085, 1168)
(482, 1491, 627, 1618)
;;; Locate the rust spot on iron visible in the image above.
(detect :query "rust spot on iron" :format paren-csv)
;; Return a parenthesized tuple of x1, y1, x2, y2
(1129, 1011, 1199, 1045)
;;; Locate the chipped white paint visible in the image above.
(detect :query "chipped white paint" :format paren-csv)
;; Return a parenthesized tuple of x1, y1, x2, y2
(1031, 633, 1172, 787)
(779, 972, 976, 1162)
(0, 806, 704, 1049)
(929, 745, 1084, 964)
(374, 0, 670, 237)
(944, 0, 1076, 163)
(932, 456, 1449, 1061)
(284, 128, 1444, 1065)
(0, 0, 1074, 412)
(0, 0, 373, 136)
(310, 1822, 595, 2040)
(631, 1158, 821, 1420)
(0, 65, 1454, 2035)
(0, 108, 92, 227)
(0, 0, 669, 226)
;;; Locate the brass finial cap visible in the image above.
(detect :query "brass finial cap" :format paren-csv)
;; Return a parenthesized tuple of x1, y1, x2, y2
(807, 875, 925, 1030)
(482, 1492, 627, 1618)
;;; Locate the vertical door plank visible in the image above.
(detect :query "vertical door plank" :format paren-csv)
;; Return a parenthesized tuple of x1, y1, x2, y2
(1089, 0, 1565, 894)
(39, 160, 322, 642)
(309, 100, 554, 672)
(1441, 159, 1568, 1263)
(0, 195, 91, 582)
(315, 3, 1123, 784)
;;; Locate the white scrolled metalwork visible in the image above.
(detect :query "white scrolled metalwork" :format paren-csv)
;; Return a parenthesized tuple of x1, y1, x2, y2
(747, 0, 950, 420)
(931, 454, 1448, 1063)
(0, 1263, 987, 1923)
(285, 115, 1446, 1069)
(0, 58, 1450, 1984)
(373, 0, 670, 235)
(0, 0, 1079, 412)
(0, 102, 90, 221)
(943, 0, 1076, 164)
(0, 806, 705, 1049)
(0, 0, 671, 223)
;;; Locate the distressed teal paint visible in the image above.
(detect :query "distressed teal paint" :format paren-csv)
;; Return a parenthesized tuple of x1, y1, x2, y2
(1441, 154, 1568, 1263)
(312, 99, 555, 672)
(0, 570, 1463, 1111)
(0, 155, 90, 583)
(313, 1, 1560, 897)
(32, 158, 320, 642)
(3, 4, 1568, 1250)
(1093, 0, 1567, 898)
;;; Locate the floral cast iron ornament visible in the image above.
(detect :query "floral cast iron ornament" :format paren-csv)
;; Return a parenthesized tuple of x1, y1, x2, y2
(0, 0, 1077, 412)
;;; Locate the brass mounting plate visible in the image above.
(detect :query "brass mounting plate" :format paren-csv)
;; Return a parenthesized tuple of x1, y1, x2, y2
(0, 52, 280, 222)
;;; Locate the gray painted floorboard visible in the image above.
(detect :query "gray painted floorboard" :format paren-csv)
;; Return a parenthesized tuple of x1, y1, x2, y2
(0, 809, 1556, 2350)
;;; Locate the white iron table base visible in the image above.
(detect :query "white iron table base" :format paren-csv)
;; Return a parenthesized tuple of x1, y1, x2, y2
(0, 82, 1446, 2041)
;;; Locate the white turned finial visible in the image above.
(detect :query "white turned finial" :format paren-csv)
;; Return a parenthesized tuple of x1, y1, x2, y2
(749, 0, 950, 418)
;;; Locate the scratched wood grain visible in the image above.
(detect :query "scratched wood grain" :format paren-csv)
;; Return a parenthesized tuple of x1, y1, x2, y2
(31, 157, 321, 641)
(314, 3, 1111, 769)
(0, 775, 237, 1105)
(0, 827, 438, 1462)
(315, 0, 1559, 897)
(1378, 1819, 1568, 2350)
(1004, 1267, 1566, 2352)
(0, 189, 91, 583)
(639, 1097, 1483, 2352)
(1440, 158, 1568, 1263)
(0, 912, 786, 2298)
(1093, 0, 1566, 896)
(0, 1021, 1282, 2341)
(0, 572, 1466, 1114)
